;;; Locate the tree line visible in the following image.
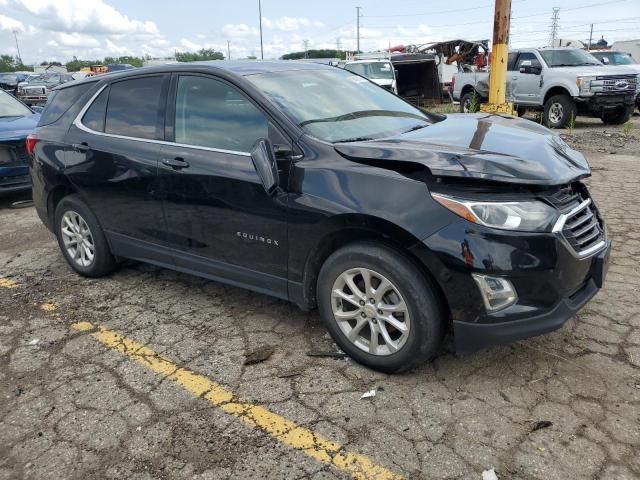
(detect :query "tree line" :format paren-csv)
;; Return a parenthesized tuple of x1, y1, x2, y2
(281, 49, 347, 60)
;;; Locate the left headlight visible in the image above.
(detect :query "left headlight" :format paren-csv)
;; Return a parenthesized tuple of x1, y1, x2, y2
(432, 193, 558, 232)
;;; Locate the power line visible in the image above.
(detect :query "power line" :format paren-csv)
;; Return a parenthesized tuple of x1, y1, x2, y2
(361, 0, 527, 18)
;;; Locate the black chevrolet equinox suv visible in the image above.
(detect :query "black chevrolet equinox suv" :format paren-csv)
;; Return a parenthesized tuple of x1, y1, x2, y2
(29, 61, 611, 372)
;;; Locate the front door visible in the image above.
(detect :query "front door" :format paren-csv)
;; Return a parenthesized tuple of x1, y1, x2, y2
(64, 75, 170, 261)
(510, 52, 543, 105)
(159, 73, 290, 298)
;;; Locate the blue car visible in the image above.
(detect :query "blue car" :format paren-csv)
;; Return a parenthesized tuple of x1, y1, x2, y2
(0, 89, 41, 196)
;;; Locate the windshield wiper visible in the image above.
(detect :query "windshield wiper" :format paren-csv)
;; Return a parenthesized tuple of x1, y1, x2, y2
(402, 123, 429, 134)
(334, 136, 375, 143)
(300, 110, 427, 127)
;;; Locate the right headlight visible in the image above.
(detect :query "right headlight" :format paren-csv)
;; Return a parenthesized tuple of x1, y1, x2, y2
(432, 193, 559, 232)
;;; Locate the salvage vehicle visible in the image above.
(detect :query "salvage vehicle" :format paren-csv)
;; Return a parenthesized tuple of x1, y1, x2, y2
(30, 62, 610, 372)
(0, 72, 31, 96)
(452, 47, 639, 128)
(18, 72, 74, 106)
(344, 58, 398, 94)
(0, 89, 40, 195)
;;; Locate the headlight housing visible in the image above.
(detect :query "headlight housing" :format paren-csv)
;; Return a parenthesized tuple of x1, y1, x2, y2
(576, 75, 596, 96)
(432, 193, 558, 232)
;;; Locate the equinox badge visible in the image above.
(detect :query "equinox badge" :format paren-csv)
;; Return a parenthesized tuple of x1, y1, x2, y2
(237, 231, 279, 246)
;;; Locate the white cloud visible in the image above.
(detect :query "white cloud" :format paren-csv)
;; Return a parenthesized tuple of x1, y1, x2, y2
(0, 13, 24, 31)
(3, 0, 159, 35)
(262, 16, 324, 32)
(180, 38, 201, 51)
(52, 32, 100, 48)
(222, 23, 258, 38)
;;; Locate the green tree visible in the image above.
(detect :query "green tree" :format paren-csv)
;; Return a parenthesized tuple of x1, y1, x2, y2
(175, 48, 225, 62)
(0, 54, 33, 72)
(281, 49, 346, 60)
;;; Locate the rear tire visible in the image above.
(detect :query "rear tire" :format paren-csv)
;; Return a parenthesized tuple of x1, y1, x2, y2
(543, 94, 576, 129)
(601, 105, 633, 125)
(460, 91, 480, 113)
(54, 194, 115, 277)
(317, 242, 444, 373)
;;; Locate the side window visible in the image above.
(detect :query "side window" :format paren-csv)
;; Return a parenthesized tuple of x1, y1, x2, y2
(82, 86, 109, 132)
(174, 75, 268, 152)
(105, 76, 165, 140)
(515, 52, 541, 70)
(507, 52, 518, 71)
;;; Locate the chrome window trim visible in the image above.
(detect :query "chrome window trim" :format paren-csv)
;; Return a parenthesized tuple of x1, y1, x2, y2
(552, 198, 607, 259)
(72, 83, 251, 157)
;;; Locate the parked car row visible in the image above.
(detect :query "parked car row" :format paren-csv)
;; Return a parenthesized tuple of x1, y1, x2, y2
(451, 47, 640, 127)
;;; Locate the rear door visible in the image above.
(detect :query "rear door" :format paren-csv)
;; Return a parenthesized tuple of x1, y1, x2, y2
(158, 73, 291, 298)
(64, 74, 170, 262)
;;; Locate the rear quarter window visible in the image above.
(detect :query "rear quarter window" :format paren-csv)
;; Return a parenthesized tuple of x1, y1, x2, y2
(37, 82, 94, 127)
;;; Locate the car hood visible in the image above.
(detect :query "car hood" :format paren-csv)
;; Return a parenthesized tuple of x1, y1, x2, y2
(0, 113, 40, 141)
(548, 65, 638, 76)
(333, 113, 590, 185)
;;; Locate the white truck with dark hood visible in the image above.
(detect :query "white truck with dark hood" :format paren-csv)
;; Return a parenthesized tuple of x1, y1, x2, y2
(451, 47, 639, 128)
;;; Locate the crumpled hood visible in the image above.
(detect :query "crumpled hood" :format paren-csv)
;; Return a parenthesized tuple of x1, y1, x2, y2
(334, 113, 591, 185)
(0, 113, 40, 141)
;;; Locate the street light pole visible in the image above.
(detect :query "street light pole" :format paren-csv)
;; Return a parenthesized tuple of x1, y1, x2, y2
(258, 0, 264, 60)
(227, 40, 231, 60)
(356, 7, 361, 53)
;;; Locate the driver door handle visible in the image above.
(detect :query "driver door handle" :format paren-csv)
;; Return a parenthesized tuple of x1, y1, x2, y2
(162, 157, 190, 170)
(72, 142, 90, 152)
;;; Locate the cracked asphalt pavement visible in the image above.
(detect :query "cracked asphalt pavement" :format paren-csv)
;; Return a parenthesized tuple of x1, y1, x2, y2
(1, 126, 640, 479)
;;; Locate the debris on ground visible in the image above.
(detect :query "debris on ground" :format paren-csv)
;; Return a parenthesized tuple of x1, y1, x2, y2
(482, 468, 498, 480)
(305, 350, 348, 359)
(14, 387, 23, 396)
(243, 345, 274, 365)
(27, 338, 40, 346)
(530, 420, 553, 432)
(361, 389, 377, 399)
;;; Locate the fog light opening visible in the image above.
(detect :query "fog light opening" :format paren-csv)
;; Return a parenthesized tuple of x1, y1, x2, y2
(472, 274, 517, 312)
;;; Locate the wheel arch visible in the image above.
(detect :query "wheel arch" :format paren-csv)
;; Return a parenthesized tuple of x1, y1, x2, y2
(47, 181, 77, 225)
(297, 214, 451, 323)
(543, 85, 573, 104)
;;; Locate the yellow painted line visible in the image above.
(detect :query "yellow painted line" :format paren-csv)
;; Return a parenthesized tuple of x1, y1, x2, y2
(0, 278, 18, 289)
(40, 302, 57, 312)
(71, 321, 402, 480)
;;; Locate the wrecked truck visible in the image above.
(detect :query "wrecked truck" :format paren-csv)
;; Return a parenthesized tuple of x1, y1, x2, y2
(32, 61, 610, 373)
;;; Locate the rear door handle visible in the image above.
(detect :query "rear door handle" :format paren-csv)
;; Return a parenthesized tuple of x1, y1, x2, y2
(72, 142, 90, 152)
(162, 157, 190, 170)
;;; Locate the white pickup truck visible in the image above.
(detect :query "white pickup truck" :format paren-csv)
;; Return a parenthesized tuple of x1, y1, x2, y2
(451, 47, 639, 128)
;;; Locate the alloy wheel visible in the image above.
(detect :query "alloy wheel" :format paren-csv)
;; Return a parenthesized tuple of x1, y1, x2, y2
(60, 210, 95, 268)
(548, 102, 564, 124)
(331, 267, 411, 356)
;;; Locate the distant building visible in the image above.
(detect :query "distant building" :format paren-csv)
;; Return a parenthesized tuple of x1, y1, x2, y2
(611, 39, 640, 62)
(143, 57, 178, 67)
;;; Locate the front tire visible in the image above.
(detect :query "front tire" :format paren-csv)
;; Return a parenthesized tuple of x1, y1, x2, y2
(54, 194, 115, 277)
(601, 105, 633, 125)
(317, 242, 444, 373)
(543, 94, 576, 128)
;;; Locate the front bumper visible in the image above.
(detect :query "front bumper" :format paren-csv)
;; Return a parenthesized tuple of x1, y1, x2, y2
(453, 242, 610, 353)
(576, 93, 636, 113)
(410, 214, 610, 354)
(0, 172, 32, 196)
(18, 95, 48, 106)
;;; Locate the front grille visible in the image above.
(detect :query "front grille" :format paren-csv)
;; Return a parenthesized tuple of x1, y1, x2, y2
(592, 74, 638, 95)
(545, 184, 606, 256)
(23, 86, 46, 95)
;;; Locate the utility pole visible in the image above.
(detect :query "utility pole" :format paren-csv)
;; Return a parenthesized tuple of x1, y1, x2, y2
(12, 30, 22, 65)
(227, 40, 231, 60)
(258, 0, 264, 59)
(549, 7, 560, 47)
(480, 0, 514, 115)
(356, 7, 361, 53)
(336, 37, 342, 52)
(303, 39, 309, 59)
(588, 23, 594, 50)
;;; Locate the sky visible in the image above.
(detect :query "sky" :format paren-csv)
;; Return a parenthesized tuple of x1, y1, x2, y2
(1, 0, 639, 64)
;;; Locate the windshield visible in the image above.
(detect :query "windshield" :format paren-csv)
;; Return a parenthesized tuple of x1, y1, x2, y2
(247, 68, 430, 143)
(344, 61, 394, 80)
(592, 51, 636, 65)
(540, 49, 602, 67)
(0, 90, 32, 117)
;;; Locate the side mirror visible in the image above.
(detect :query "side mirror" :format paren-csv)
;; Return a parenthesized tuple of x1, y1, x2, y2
(601, 57, 610, 65)
(30, 105, 44, 114)
(250, 138, 279, 195)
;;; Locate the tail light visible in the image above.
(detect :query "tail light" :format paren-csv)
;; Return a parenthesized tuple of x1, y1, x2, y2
(26, 133, 38, 156)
